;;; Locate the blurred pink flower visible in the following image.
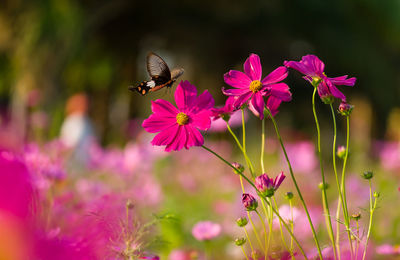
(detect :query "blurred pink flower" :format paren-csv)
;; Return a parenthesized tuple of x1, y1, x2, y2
(376, 244, 400, 255)
(284, 55, 356, 102)
(0, 150, 34, 218)
(223, 53, 291, 118)
(378, 141, 400, 171)
(283, 141, 317, 173)
(143, 80, 214, 152)
(192, 221, 221, 241)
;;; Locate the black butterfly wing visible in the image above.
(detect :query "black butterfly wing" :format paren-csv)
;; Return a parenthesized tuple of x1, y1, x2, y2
(129, 81, 151, 96)
(146, 52, 171, 80)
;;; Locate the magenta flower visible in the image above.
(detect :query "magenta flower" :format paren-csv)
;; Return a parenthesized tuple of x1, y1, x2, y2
(255, 172, 286, 197)
(142, 80, 214, 152)
(211, 96, 239, 120)
(192, 221, 221, 241)
(223, 54, 292, 119)
(241, 193, 258, 211)
(284, 55, 356, 102)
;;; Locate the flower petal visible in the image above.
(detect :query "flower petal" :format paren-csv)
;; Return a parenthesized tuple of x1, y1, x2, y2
(327, 81, 346, 100)
(268, 83, 292, 102)
(243, 54, 262, 81)
(185, 125, 204, 149)
(224, 70, 251, 89)
(151, 99, 178, 116)
(191, 110, 212, 130)
(266, 96, 282, 116)
(165, 125, 187, 152)
(301, 55, 325, 75)
(175, 80, 198, 111)
(250, 93, 265, 120)
(151, 125, 179, 146)
(192, 90, 214, 113)
(328, 76, 356, 86)
(222, 87, 250, 96)
(262, 66, 288, 85)
(284, 60, 313, 76)
(232, 92, 252, 108)
(142, 114, 177, 133)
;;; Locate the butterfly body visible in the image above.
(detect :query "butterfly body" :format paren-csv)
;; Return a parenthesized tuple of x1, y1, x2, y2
(129, 52, 184, 96)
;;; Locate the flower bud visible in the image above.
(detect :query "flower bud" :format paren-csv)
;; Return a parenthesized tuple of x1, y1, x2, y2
(242, 193, 258, 211)
(318, 182, 329, 190)
(350, 212, 361, 221)
(373, 191, 380, 198)
(235, 237, 246, 246)
(126, 200, 134, 210)
(339, 101, 354, 116)
(321, 95, 334, 105)
(362, 171, 374, 180)
(284, 191, 294, 200)
(232, 162, 244, 174)
(337, 146, 346, 159)
(236, 217, 248, 227)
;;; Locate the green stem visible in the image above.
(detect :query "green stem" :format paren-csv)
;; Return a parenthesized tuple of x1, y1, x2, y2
(241, 245, 250, 260)
(255, 210, 268, 259)
(330, 104, 352, 259)
(264, 108, 322, 259)
(273, 196, 291, 255)
(289, 199, 295, 259)
(362, 181, 377, 260)
(355, 220, 360, 260)
(243, 227, 255, 253)
(201, 145, 308, 259)
(240, 176, 264, 250)
(336, 116, 353, 257)
(241, 109, 256, 177)
(261, 117, 266, 173)
(311, 88, 337, 260)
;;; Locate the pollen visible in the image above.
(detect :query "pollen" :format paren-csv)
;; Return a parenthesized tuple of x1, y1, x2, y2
(249, 80, 262, 93)
(176, 112, 189, 125)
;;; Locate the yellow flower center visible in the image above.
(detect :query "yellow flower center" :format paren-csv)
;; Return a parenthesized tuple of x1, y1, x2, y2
(249, 80, 262, 93)
(176, 112, 189, 125)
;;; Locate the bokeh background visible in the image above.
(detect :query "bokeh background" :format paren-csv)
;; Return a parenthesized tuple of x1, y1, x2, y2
(0, 0, 400, 259)
(1, 0, 399, 143)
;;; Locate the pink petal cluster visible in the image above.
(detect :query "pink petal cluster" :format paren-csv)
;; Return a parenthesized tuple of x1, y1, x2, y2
(284, 55, 356, 101)
(143, 81, 214, 152)
(223, 54, 292, 119)
(191, 221, 221, 241)
(255, 172, 286, 196)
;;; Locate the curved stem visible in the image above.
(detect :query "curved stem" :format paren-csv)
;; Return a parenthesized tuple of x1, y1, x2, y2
(201, 145, 308, 259)
(240, 176, 264, 250)
(289, 199, 295, 259)
(337, 116, 353, 257)
(243, 227, 255, 253)
(241, 109, 256, 177)
(261, 117, 266, 173)
(264, 108, 322, 259)
(273, 196, 291, 254)
(312, 88, 337, 260)
(241, 245, 250, 260)
(362, 180, 377, 260)
(330, 104, 352, 259)
(255, 210, 268, 259)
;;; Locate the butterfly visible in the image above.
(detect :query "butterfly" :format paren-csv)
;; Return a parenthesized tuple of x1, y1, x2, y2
(129, 52, 184, 96)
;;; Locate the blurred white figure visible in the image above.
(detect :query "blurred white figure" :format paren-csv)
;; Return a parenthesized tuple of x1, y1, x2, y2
(60, 93, 95, 166)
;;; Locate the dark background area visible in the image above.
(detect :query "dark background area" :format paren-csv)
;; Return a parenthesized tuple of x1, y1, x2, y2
(0, 0, 399, 144)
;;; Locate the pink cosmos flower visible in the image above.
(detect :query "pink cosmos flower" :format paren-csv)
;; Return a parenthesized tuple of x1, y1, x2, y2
(142, 80, 214, 152)
(255, 172, 286, 197)
(192, 221, 221, 241)
(284, 55, 356, 102)
(223, 54, 292, 119)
